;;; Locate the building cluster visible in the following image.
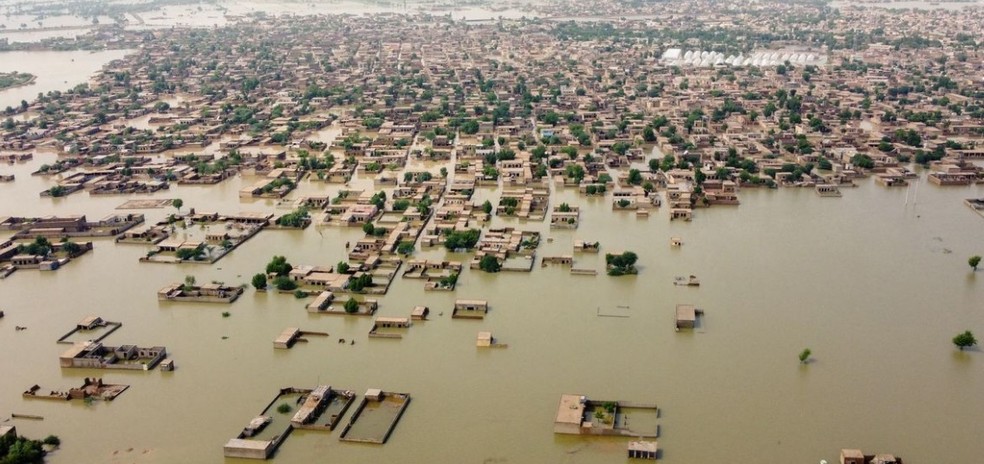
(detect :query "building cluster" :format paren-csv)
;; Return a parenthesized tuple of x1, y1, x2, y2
(225, 386, 409, 459)
(0, 4, 977, 231)
(0, 0, 979, 460)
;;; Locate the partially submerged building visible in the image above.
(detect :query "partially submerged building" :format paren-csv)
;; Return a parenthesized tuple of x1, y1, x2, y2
(410, 306, 430, 320)
(56, 316, 122, 344)
(369, 317, 411, 339)
(273, 328, 328, 349)
(23, 378, 129, 402)
(2, 214, 145, 240)
(224, 416, 282, 460)
(273, 328, 302, 349)
(59, 341, 167, 370)
(452, 299, 489, 319)
(339, 389, 411, 444)
(841, 449, 902, 464)
(157, 282, 244, 303)
(554, 394, 659, 437)
(628, 440, 658, 460)
(675, 304, 703, 330)
(225, 386, 356, 459)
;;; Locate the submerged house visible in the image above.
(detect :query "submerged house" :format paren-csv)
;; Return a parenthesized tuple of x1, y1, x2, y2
(290, 385, 331, 427)
(840, 449, 902, 464)
(554, 394, 658, 437)
(59, 341, 167, 370)
(554, 394, 589, 435)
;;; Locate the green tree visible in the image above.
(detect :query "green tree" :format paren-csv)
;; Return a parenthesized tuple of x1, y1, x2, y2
(266, 256, 292, 276)
(61, 241, 82, 255)
(953, 331, 977, 350)
(799, 348, 812, 363)
(347, 273, 373, 292)
(627, 168, 643, 185)
(439, 273, 458, 289)
(273, 275, 297, 291)
(172, 198, 183, 213)
(565, 164, 585, 183)
(275, 208, 309, 227)
(397, 241, 415, 255)
(175, 244, 206, 261)
(851, 154, 875, 169)
(344, 297, 359, 313)
(445, 229, 481, 250)
(643, 126, 657, 142)
(969, 256, 981, 271)
(603, 401, 617, 413)
(0, 433, 46, 464)
(48, 185, 68, 197)
(605, 251, 638, 276)
(336, 261, 350, 273)
(482, 200, 493, 215)
(612, 141, 630, 156)
(392, 199, 410, 211)
(479, 255, 501, 273)
(276, 403, 292, 414)
(251, 273, 267, 290)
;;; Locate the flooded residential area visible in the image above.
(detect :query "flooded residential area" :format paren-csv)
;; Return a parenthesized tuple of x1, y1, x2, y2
(0, 0, 982, 463)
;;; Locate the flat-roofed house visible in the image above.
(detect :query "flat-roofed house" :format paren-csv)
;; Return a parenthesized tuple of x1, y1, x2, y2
(841, 449, 864, 464)
(274, 328, 301, 349)
(554, 394, 587, 434)
(676, 304, 697, 329)
(291, 385, 331, 426)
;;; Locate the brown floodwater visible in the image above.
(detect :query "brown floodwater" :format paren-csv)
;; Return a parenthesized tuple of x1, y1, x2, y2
(1, 145, 983, 464)
(1, 14, 983, 463)
(0, 49, 132, 109)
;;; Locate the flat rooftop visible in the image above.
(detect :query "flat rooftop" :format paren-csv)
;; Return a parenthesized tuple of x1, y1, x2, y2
(556, 394, 585, 425)
(224, 438, 271, 450)
(676, 304, 696, 322)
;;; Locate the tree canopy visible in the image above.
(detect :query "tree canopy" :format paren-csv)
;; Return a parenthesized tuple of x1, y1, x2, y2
(605, 251, 639, 276)
(266, 255, 292, 276)
(444, 229, 481, 250)
(479, 255, 501, 273)
(953, 331, 977, 350)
